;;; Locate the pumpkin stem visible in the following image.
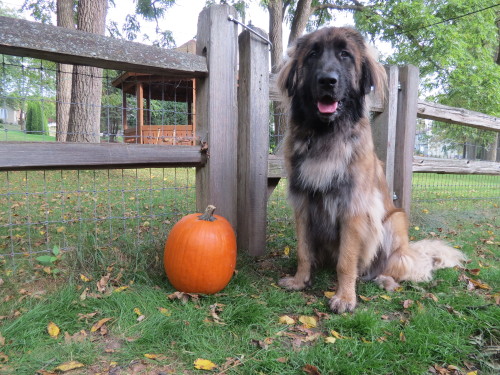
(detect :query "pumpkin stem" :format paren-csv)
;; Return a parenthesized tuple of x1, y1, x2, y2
(198, 205, 217, 222)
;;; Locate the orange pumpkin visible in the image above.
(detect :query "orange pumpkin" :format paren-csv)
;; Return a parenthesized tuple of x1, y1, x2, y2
(163, 205, 237, 294)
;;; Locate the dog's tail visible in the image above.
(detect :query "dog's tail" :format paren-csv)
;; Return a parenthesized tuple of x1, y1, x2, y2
(384, 239, 466, 283)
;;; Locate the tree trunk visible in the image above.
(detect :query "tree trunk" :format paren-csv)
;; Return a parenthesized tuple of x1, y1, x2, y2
(56, 0, 74, 142)
(288, 0, 312, 45)
(268, 0, 287, 148)
(66, 0, 107, 143)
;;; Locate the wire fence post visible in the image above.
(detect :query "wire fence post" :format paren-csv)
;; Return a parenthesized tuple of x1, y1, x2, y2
(195, 5, 239, 228)
(237, 27, 270, 256)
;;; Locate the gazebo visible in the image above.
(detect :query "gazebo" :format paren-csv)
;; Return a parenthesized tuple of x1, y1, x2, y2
(112, 40, 196, 145)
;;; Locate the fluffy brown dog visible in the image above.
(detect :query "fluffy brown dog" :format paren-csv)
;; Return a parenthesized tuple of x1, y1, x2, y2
(277, 27, 465, 313)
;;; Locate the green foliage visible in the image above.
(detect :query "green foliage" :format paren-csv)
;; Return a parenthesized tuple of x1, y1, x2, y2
(25, 100, 49, 135)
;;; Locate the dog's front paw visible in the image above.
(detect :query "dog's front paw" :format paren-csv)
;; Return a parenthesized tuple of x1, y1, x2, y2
(329, 294, 357, 314)
(278, 276, 308, 291)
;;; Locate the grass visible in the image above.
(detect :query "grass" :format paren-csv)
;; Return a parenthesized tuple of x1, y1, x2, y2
(0, 171, 499, 374)
(0, 123, 56, 142)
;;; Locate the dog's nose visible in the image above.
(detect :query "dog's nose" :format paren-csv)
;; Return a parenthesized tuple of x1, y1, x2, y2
(318, 72, 339, 87)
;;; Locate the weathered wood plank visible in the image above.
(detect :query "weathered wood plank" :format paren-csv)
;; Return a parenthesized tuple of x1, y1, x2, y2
(0, 142, 206, 171)
(417, 101, 500, 132)
(195, 5, 239, 228)
(372, 66, 399, 195)
(413, 156, 500, 175)
(0, 16, 207, 78)
(394, 65, 419, 213)
(237, 27, 270, 256)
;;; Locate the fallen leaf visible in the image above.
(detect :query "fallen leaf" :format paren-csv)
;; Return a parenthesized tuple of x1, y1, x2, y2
(424, 293, 439, 302)
(144, 353, 160, 360)
(399, 332, 406, 342)
(380, 294, 392, 301)
(64, 330, 88, 343)
(279, 315, 296, 325)
(79, 287, 89, 301)
(157, 307, 171, 316)
(90, 317, 112, 333)
(209, 303, 225, 325)
(298, 315, 317, 329)
(133, 307, 142, 316)
(283, 246, 290, 257)
(53, 361, 85, 372)
(402, 299, 414, 309)
(302, 364, 321, 375)
(96, 273, 110, 293)
(47, 322, 60, 338)
(323, 291, 335, 299)
(0, 352, 8, 362)
(194, 358, 217, 371)
(0, 332, 5, 346)
(80, 274, 91, 282)
(324, 337, 336, 344)
(330, 330, 348, 339)
(167, 291, 198, 304)
(113, 286, 129, 293)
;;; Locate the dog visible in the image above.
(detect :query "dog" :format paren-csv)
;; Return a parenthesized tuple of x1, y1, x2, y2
(276, 27, 465, 313)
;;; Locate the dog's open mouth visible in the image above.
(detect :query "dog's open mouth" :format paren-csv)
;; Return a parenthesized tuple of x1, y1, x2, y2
(317, 96, 340, 114)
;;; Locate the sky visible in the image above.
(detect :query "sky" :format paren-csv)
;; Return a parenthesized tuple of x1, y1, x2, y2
(1, 0, 354, 48)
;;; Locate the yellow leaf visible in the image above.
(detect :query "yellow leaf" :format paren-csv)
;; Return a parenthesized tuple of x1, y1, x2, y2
(414, 226, 420, 231)
(278, 315, 295, 325)
(324, 291, 335, 298)
(53, 361, 85, 372)
(56, 226, 65, 233)
(399, 332, 406, 342)
(80, 274, 91, 282)
(194, 358, 217, 370)
(324, 337, 336, 344)
(47, 322, 60, 338)
(158, 307, 171, 316)
(113, 286, 129, 293)
(298, 315, 317, 329)
(466, 371, 478, 375)
(133, 308, 142, 316)
(421, 209, 429, 214)
(90, 318, 112, 333)
(361, 337, 372, 344)
(330, 330, 348, 339)
(380, 295, 392, 301)
(144, 353, 159, 359)
(283, 246, 290, 257)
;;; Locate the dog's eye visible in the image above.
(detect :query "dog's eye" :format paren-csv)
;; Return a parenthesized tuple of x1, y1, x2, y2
(339, 50, 350, 58)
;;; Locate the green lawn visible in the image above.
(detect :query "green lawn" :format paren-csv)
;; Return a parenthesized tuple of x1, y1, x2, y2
(0, 171, 498, 374)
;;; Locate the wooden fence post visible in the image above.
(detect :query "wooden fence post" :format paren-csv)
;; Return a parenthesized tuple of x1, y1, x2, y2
(372, 65, 399, 196)
(393, 65, 419, 213)
(237, 27, 270, 256)
(195, 5, 238, 227)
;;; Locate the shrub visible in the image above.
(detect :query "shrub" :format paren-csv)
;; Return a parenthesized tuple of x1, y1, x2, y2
(25, 101, 49, 135)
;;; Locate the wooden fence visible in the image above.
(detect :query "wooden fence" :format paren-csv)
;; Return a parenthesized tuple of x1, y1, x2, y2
(0, 4, 498, 258)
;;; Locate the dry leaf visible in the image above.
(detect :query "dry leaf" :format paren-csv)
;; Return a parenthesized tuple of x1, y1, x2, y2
(144, 353, 160, 360)
(90, 317, 112, 333)
(0, 352, 8, 363)
(323, 291, 335, 298)
(133, 307, 142, 316)
(324, 337, 337, 344)
(279, 315, 296, 325)
(0, 332, 5, 346)
(167, 291, 198, 304)
(399, 332, 406, 342)
(64, 330, 87, 344)
(157, 307, 171, 316)
(79, 287, 89, 301)
(380, 294, 392, 301)
(402, 299, 414, 309)
(194, 358, 217, 371)
(96, 273, 110, 293)
(47, 322, 60, 338)
(113, 286, 129, 293)
(298, 316, 317, 329)
(302, 364, 321, 375)
(80, 274, 91, 282)
(53, 361, 85, 372)
(330, 330, 348, 339)
(209, 303, 225, 325)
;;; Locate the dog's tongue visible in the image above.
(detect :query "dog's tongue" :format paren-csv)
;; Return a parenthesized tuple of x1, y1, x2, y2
(318, 101, 338, 114)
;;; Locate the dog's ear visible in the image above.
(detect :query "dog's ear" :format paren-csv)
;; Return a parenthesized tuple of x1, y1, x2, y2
(277, 57, 298, 97)
(360, 45, 387, 101)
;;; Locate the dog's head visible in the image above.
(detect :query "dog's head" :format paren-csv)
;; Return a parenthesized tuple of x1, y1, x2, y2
(277, 27, 386, 123)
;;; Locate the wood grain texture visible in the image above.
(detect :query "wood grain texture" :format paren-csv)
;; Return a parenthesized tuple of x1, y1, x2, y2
(372, 65, 399, 196)
(417, 101, 500, 132)
(413, 156, 500, 175)
(0, 142, 206, 171)
(393, 65, 419, 213)
(237, 28, 270, 256)
(195, 5, 239, 228)
(0, 16, 207, 78)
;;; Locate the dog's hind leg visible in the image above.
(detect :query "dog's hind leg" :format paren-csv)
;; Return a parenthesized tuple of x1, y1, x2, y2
(279, 212, 313, 290)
